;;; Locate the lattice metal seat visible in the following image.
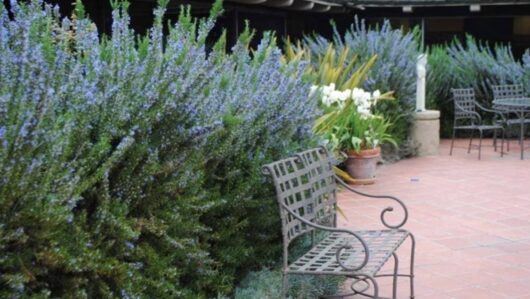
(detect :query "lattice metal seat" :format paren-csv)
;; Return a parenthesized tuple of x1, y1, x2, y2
(506, 119, 530, 125)
(455, 124, 503, 130)
(262, 147, 415, 299)
(289, 230, 409, 276)
(450, 88, 505, 160)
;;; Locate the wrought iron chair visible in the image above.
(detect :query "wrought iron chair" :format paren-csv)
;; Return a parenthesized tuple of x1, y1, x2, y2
(492, 84, 530, 151)
(492, 84, 525, 101)
(450, 88, 505, 160)
(262, 147, 415, 299)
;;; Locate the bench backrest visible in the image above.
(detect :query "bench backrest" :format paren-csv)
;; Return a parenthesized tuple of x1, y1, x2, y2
(492, 84, 524, 100)
(262, 147, 338, 246)
(451, 88, 477, 120)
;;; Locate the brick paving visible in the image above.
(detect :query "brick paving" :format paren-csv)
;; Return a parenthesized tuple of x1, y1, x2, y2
(338, 139, 530, 299)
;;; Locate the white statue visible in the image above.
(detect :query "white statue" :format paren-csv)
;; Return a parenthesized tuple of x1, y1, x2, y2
(416, 54, 427, 112)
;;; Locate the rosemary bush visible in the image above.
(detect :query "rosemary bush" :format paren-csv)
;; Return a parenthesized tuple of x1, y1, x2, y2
(0, 0, 316, 297)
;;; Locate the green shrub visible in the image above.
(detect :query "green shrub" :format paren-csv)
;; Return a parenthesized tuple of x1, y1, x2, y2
(235, 233, 343, 299)
(235, 269, 343, 299)
(0, 0, 316, 297)
(426, 45, 456, 137)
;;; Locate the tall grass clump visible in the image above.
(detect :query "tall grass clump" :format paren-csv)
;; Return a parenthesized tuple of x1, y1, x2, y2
(304, 18, 421, 158)
(0, 0, 316, 297)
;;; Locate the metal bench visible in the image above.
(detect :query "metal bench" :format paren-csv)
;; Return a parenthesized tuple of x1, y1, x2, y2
(262, 147, 415, 299)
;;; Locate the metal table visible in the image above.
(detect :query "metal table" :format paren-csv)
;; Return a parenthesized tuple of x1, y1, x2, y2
(493, 98, 530, 160)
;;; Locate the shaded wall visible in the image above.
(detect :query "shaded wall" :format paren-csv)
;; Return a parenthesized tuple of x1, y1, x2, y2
(143, 1, 530, 57)
(4, 0, 530, 56)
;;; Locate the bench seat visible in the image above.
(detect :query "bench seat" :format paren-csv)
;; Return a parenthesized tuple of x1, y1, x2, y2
(263, 147, 415, 298)
(288, 229, 409, 276)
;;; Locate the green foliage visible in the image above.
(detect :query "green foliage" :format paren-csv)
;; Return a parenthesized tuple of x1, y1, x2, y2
(235, 269, 284, 299)
(426, 45, 456, 137)
(235, 233, 343, 299)
(284, 39, 396, 153)
(305, 19, 419, 147)
(427, 35, 530, 137)
(235, 268, 343, 299)
(314, 92, 396, 153)
(447, 35, 522, 101)
(0, 0, 316, 297)
(283, 41, 377, 91)
(303, 18, 422, 159)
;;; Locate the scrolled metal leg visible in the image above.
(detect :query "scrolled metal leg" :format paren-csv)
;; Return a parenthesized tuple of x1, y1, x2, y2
(521, 112, 525, 160)
(349, 276, 371, 297)
(392, 253, 399, 299)
(478, 130, 483, 160)
(281, 272, 289, 298)
(468, 130, 474, 154)
(348, 275, 381, 299)
(507, 125, 511, 152)
(450, 128, 456, 156)
(493, 129, 497, 151)
(409, 234, 416, 299)
(366, 275, 379, 299)
(520, 113, 524, 147)
(501, 128, 505, 158)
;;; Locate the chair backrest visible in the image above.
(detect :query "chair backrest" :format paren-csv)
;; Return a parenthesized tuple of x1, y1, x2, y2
(492, 84, 524, 100)
(451, 88, 477, 120)
(262, 147, 338, 246)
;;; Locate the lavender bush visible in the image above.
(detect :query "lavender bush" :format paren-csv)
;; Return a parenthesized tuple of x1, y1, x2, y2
(0, 0, 316, 297)
(429, 36, 530, 137)
(304, 18, 421, 157)
(523, 51, 530, 93)
(447, 35, 525, 102)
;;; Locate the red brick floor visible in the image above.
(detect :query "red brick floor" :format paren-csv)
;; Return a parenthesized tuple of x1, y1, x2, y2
(338, 139, 530, 299)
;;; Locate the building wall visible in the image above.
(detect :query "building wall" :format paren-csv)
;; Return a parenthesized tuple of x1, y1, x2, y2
(203, 2, 530, 57)
(5, 1, 530, 57)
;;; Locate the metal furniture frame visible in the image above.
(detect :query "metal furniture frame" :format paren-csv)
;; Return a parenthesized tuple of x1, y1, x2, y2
(262, 147, 415, 299)
(450, 88, 505, 160)
(492, 84, 525, 101)
(493, 97, 530, 160)
(492, 84, 530, 154)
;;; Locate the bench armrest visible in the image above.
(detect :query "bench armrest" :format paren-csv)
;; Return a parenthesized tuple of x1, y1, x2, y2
(334, 174, 409, 229)
(278, 201, 370, 271)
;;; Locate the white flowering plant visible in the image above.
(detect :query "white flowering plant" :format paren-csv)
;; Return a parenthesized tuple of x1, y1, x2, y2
(313, 83, 396, 153)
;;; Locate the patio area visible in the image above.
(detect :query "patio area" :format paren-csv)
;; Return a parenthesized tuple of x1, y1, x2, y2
(339, 138, 530, 298)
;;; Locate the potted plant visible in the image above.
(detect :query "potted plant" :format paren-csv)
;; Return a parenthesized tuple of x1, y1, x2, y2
(284, 43, 395, 183)
(313, 84, 396, 184)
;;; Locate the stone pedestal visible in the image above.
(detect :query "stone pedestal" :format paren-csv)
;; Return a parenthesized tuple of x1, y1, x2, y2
(411, 110, 440, 156)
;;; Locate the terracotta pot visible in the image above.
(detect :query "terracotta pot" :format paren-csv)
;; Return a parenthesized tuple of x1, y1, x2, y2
(344, 147, 381, 184)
